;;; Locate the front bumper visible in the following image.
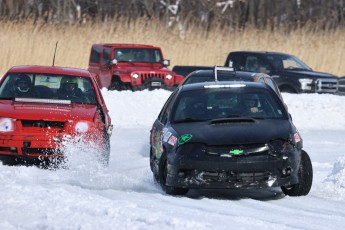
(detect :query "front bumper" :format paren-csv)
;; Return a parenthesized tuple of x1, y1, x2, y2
(0, 130, 102, 160)
(132, 77, 177, 91)
(166, 145, 301, 189)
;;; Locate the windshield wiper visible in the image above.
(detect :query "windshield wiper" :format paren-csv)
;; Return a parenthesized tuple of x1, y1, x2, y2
(174, 117, 208, 123)
(0, 97, 14, 100)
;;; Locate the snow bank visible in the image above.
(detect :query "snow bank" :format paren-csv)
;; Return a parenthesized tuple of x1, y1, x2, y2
(324, 156, 345, 197)
(282, 93, 345, 130)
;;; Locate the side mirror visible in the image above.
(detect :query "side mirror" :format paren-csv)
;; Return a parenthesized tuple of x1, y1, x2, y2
(163, 59, 170, 67)
(111, 59, 118, 66)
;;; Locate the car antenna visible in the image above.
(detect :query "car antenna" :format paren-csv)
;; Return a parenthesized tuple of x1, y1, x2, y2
(52, 41, 58, 67)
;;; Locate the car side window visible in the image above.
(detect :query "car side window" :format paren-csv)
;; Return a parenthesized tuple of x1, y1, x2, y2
(102, 47, 111, 65)
(228, 54, 246, 71)
(245, 56, 271, 73)
(158, 90, 179, 123)
(90, 47, 102, 64)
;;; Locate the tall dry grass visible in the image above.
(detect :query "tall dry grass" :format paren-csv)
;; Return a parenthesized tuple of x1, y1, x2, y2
(0, 19, 344, 76)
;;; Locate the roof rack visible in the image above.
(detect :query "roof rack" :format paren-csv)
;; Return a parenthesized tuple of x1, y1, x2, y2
(214, 66, 235, 82)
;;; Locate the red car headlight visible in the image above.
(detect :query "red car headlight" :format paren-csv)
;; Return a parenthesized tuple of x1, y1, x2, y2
(74, 121, 94, 133)
(0, 117, 16, 132)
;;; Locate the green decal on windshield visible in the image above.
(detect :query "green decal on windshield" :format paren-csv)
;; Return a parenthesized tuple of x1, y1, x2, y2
(229, 149, 244, 155)
(178, 134, 193, 145)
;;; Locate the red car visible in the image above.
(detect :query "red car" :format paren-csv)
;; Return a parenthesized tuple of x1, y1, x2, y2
(88, 44, 184, 91)
(0, 65, 113, 166)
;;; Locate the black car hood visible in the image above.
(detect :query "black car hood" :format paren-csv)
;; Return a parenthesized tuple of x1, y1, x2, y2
(278, 70, 338, 79)
(171, 118, 292, 145)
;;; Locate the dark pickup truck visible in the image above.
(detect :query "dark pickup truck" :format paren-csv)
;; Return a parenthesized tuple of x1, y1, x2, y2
(173, 51, 340, 94)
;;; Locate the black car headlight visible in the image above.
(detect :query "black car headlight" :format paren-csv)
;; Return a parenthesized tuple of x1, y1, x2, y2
(176, 143, 205, 156)
(268, 139, 295, 155)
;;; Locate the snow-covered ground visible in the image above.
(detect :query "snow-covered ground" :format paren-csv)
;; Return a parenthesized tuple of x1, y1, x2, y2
(1, 90, 345, 230)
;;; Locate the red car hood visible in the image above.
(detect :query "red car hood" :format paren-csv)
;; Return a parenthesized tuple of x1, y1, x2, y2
(0, 100, 97, 121)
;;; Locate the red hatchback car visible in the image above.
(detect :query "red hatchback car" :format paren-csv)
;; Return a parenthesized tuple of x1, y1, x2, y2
(0, 66, 113, 166)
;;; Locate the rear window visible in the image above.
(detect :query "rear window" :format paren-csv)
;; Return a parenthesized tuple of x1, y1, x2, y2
(172, 87, 287, 122)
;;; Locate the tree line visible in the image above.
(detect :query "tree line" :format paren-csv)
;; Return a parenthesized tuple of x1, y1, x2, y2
(0, 0, 344, 31)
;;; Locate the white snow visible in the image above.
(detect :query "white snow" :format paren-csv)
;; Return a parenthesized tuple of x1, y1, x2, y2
(1, 89, 345, 230)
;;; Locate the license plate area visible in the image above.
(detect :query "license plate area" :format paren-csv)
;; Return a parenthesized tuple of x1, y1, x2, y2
(151, 82, 162, 87)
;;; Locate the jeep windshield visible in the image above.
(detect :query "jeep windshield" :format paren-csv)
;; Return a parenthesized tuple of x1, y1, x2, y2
(267, 54, 312, 71)
(0, 73, 97, 104)
(172, 87, 288, 123)
(114, 48, 163, 63)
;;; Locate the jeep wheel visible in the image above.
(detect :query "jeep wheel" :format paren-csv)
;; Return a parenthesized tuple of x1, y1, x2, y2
(109, 81, 121, 91)
(158, 152, 189, 195)
(281, 150, 313, 196)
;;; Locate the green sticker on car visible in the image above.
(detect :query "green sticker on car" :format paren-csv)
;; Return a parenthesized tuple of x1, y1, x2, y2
(229, 149, 244, 155)
(178, 134, 193, 145)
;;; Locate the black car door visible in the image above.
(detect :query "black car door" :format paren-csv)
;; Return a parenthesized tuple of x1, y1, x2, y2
(151, 89, 179, 159)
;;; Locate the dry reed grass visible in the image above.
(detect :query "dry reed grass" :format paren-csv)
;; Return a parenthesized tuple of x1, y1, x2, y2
(0, 19, 344, 76)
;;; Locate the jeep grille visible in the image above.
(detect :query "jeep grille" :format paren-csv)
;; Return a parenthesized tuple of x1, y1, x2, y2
(140, 73, 165, 81)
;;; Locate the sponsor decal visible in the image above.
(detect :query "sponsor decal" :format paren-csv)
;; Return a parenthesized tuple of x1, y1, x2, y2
(163, 131, 172, 142)
(178, 134, 193, 145)
(229, 149, 244, 155)
(168, 136, 177, 146)
(294, 133, 301, 143)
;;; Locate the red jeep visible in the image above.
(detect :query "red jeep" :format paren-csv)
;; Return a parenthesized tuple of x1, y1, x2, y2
(0, 65, 113, 166)
(88, 44, 184, 91)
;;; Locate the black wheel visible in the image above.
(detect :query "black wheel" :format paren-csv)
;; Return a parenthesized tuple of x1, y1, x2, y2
(158, 152, 189, 195)
(279, 86, 296, 94)
(109, 81, 121, 91)
(0, 156, 19, 166)
(281, 150, 313, 196)
(100, 132, 110, 166)
(150, 149, 159, 182)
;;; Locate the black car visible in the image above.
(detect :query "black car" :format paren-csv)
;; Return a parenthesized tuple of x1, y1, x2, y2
(181, 66, 283, 99)
(150, 81, 313, 196)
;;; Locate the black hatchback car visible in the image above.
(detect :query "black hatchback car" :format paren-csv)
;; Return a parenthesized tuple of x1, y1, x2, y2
(150, 81, 312, 196)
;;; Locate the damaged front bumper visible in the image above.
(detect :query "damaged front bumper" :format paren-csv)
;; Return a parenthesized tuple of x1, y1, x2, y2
(166, 145, 301, 189)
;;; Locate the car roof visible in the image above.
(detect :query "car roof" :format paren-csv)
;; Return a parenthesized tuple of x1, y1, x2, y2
(92, 43, 159, 49)
(179, 81, 272, 92)
(7, 65, 91, 77)
(185, 69, 259, 81)
(183, 68, 274, 85)
(230, 51, 292, 56)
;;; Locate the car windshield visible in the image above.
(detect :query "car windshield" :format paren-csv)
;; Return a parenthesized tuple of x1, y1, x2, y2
(114, 48, 163, 63)
(0, 73, 97, 104)
(172, 86, 287, 122)
(267, 54, 311, 71)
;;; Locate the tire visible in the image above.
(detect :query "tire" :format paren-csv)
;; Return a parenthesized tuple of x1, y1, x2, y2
(101, 132, 110, 166)
(279, 86, 296, 94)
(281, 150, 313, 196)
(150, 149, 159, 182)
(0, 156, 19, 166)
(109, 81, 121, 91)
(158, 152, 189, 196)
